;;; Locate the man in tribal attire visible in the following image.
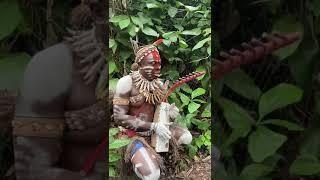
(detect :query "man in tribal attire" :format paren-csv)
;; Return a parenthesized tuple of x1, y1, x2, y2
(113, 39, 193, 180)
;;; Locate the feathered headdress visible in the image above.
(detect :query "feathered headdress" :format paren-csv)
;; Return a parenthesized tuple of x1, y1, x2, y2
(130, 37, 164, 71)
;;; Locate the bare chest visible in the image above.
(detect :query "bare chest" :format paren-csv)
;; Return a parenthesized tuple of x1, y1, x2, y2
(129, 86, 155, 122)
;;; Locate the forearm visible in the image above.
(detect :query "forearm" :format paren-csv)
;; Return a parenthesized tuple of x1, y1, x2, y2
(113, 113, 152, 131)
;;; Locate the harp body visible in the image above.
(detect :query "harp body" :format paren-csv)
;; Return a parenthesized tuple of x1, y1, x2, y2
(151, 102, 170, 152)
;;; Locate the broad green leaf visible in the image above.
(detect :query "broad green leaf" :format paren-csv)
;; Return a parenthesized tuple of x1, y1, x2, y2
(0, 1, 21, 40)
(131, 16, 143, 28)
(300, 126, 320, 157)
(259, 83, 303, 120)
(192, 37, 210, 51)
(119, 18, 130, 29)
(109, 153, 121, 162)
(191, 119, 210, 130)
(222, 130, 243, 149)
(263, 154, 282, 169)
(201, 103, 211, 118)
(217, 98, 254, 137)
(111, 43, 117, 54)
(196, 66, 206, 80)
(142, 27, 159, 37)
(205, 130, 211, 140)
(191, 88, 206, 99)
(163, 32, 178, 42)
(185, 113, 197, 128)
(110, 15, 129, 23)
(240, 164, 273, 179)
(168, 6, 178, 17)
(287, 18, 318, 93)
(109, 78, 119, 92)
(176, 1, 185, 7)
(109, 61, 117, 74)
(146, 3, 159, 9)
(181, 84, 192, 94)
(138, 12, 153, 25)
(204, 139, 211, 147)
(127, 24, 137, 37)
(224, 69, 261, 101)
(248, 126, 287, 162)
(195, 137, 203, 148)
(109, 166, 116, 177)
(207, 45, 211, 55)
(119, 50, 132, 61)
(109, 39, 115, 48)
(109, 128, 119, 137)
(188, 102, 200, 113)
(203, 28, 211, 36)
(187, 144, 197, 158)
(185, 5, 200, 11)
(109, 138, 131, 149)
(0, 53, 30, 90)
(272, 16, 303, 60)
(163, 39, 171, 47)
(261, 119, 304, 131)
(181, 28, 201, 36)
(179, 39, 188, 48)
(178, 92, 190, 106)
(290, 156, 320, 175)
(162, 31, 175, 39)
(174, 24, 184, 31)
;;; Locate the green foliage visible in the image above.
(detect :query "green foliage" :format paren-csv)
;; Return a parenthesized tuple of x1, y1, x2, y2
(108, 128, 131, 177)
(216, 70, 305, 178)
(0, 0, 32, 91)
(240, 164, 273, 179)
(290, 155, 320, 176)
(0, 0, 21, 41)
(109, 0, 211, 166)
(258, 83, 303, 121)
(223, 69, 262, 101)
(248, 126, 287, 162)
(215, 0, 320, 179)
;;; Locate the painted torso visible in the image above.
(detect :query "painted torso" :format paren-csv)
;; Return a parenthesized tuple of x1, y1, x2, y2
(129, 80, 156, 122)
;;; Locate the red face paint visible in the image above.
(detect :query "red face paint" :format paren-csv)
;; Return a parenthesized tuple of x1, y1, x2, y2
(151, 50, 161, 79)
(151, 50, 161, 63)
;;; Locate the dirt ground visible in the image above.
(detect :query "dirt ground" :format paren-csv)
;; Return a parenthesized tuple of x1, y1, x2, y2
(174, 155, 211, 180)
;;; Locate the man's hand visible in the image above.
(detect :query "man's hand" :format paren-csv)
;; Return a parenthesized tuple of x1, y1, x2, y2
(151, 122, 172, 140)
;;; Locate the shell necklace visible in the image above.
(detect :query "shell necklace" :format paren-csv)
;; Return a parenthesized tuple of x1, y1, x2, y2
(130, 71, 165, 104)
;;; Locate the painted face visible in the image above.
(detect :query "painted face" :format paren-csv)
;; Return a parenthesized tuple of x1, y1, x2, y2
(139, 51, 161, 81)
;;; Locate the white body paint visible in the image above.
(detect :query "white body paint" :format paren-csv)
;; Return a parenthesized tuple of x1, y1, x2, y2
(178, 130, 193, 145)
(133, 148, 160, 180)
(114, 75, 132, 95)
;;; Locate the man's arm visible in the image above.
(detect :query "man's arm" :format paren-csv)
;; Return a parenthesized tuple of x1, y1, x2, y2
(112, 76, 152, 131)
